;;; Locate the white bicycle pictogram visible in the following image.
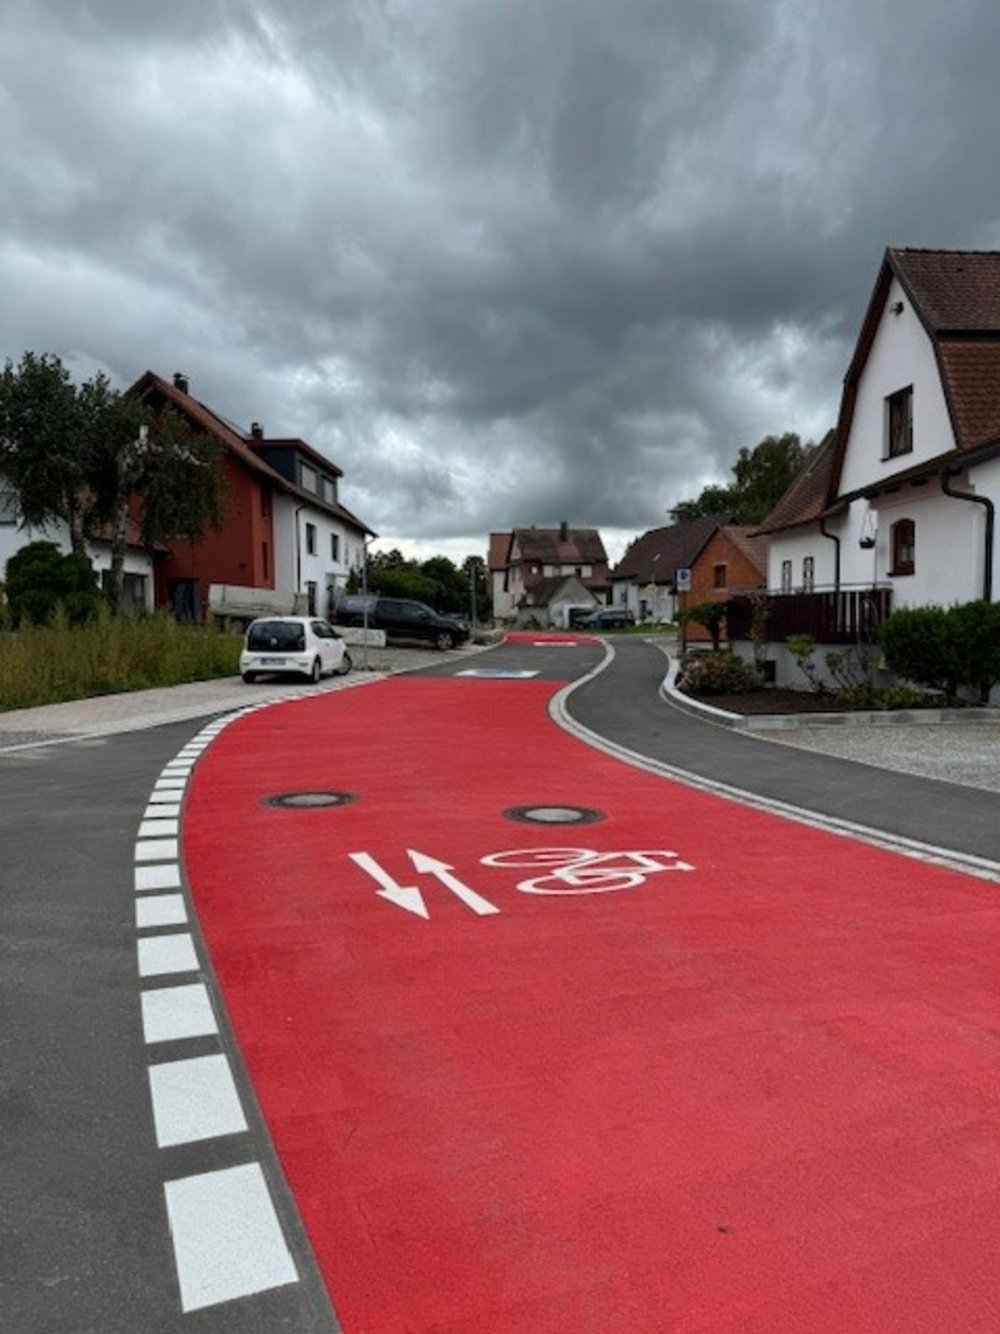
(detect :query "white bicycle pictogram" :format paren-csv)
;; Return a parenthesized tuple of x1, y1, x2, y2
(480, 846, 694, 896)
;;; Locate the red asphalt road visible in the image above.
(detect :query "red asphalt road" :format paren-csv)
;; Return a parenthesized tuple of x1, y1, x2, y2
(184, 673, 1000, 1333)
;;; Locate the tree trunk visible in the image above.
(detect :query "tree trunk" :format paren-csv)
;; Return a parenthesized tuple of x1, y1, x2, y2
(107, 486, 130, 613)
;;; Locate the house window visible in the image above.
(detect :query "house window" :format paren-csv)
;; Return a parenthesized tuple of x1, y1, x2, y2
(890, 518, 915, 575)
(260, 486, 270, 519)
(712, 562, 727, 589)
(305, 523, 317, 555)
(101, 570, 147, 611)
(802, 556, 814, 592)
(330, 533, 340, 562)
(300, 464, 318, 493)
(306, 580, 317, 613)
(780, 559, 792, 593)
(262, 541, 269, 581)
(0, 490, 16, 525)
(885, 387, 913, 458)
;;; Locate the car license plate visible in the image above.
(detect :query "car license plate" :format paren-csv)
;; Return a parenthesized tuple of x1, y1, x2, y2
(260, 657, 286, 665)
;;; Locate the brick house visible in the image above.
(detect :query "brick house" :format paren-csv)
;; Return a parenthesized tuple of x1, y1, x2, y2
(685, 525, 768, 642)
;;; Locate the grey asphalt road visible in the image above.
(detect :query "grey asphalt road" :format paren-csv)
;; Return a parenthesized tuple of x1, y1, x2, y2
(0, 723, 340, 1334)
(3, 636, 998, 1332)
(564, 637, 1000, 867)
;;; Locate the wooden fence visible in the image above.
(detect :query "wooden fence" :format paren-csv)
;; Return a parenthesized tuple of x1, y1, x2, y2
(726, 587, 892, 645)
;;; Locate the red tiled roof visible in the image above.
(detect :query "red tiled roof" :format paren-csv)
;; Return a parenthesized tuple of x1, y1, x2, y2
(488, 531, 512, 571)
(611, 512, 731, 583)
(936, 341, 1000, 451)
(755, 431, 837, 533)
(719, 525, 768, 578)
(128, 371, 375, 535)
(891, 248, 1000, 332)
(512, 527, 608, 565)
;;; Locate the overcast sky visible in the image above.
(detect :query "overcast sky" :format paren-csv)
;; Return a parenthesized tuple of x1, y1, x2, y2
(3, 1, 1000, 564)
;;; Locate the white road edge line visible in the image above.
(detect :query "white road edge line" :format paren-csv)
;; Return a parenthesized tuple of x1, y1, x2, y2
(549, 642, 1000, 885)
(163, 1163, 299, 1313)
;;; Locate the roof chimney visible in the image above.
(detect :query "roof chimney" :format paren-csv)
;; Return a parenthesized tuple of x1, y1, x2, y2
(559, 519, 569, 541)
(250, 422, 264, 440)
(173, 372, 189, 394)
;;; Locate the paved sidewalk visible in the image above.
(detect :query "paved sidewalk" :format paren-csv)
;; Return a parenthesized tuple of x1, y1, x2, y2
(0, 644, 480, 748)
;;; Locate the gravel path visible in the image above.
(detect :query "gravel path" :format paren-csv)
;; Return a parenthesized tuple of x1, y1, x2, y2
(762, 720, 1000, 793)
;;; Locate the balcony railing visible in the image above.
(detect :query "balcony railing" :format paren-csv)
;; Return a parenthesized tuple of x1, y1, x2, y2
(726, 586, 892, 645)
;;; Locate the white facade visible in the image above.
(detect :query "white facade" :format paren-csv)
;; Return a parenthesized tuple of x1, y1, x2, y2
(838, 277, 955, 495)
(272, 492, 366, 619)
(0, 502, 154, 610)
(768, 275, 999, 611)
(491, 570, 515, 622)
(612, 580, 675, 624)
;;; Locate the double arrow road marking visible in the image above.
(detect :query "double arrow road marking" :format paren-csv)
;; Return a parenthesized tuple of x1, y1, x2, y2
(349, 850, 501, 920)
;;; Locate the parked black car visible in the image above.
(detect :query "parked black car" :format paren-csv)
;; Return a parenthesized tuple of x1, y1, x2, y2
(577, 607, 636, 630)
(334, 595, 470, 650)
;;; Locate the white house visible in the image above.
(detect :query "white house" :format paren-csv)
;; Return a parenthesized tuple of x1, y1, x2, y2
(756, 247, 1000, 686)
(0, 496, 156, 611)
(489, 524, 609, 624)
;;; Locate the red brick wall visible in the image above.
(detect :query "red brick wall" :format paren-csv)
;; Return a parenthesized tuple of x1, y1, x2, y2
(682, 530, 765, 642)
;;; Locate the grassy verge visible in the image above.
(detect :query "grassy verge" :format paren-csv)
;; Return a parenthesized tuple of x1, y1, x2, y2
(0, 612, 242, 712)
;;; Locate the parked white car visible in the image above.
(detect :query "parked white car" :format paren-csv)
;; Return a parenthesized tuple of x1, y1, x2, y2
(240, 616, 352, 684)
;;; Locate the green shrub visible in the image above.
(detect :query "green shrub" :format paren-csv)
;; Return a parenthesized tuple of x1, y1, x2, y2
(881, 601, 1000, 703)
(680, 650, 757, 695)
(949, 600, 1000, 702)
(5, 540, 103, 627)
(831, 683, 945, 711)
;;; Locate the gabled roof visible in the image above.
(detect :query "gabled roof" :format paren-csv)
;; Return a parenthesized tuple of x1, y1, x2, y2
(488, 531, 512, 571)
(611, 512, 732, 583)
(755, 430, 837, 534)
(889, 249, 1000, 332)
(128, 371, 375, 536)
(519, 574, 594, 607)
(512, 527, 608, 565)
(717, 525, 768, 578)
(825, 248, 1000, 511)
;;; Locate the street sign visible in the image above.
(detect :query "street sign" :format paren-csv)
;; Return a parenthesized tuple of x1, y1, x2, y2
(675, 568, 692, 592)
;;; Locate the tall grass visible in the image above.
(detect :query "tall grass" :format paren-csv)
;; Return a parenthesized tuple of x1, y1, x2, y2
(0, 609, 242, 712)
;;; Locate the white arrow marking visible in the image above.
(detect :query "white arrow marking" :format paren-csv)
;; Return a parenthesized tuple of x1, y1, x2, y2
(348, 852, 429, 919)
(407, 850, 500, 916)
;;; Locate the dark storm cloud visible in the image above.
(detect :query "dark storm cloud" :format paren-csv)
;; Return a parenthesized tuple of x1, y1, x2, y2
(3, 0, 1000, 557)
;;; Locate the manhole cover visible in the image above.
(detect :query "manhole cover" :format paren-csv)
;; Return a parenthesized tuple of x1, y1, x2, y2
(503, 804, 606, 825)
(264, 791, 357, 809)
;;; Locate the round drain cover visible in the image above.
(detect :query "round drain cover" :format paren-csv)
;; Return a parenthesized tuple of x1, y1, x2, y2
(504, 804, 606, 825)
(265, 791, 357, 809)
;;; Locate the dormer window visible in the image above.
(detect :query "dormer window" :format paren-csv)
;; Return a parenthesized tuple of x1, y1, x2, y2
(300, 463, 318, 493)
(885, 387, 913, 458)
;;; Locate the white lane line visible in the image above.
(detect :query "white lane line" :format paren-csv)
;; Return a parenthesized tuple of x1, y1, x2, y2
(135, 863, 181, 892)
(136, 894, 188, 929)
(153, 779, 186, 792)
(138, 933, 198, 977)
(135, 838, 179, 862)
(141, 983, 218, 1043)
(144, 802, 181, 819)
(164, 1163, 299, 1312)
(138, 817, 179, 839)
(146, 790, 183, 805)
(148, 1054, 248, 1148)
